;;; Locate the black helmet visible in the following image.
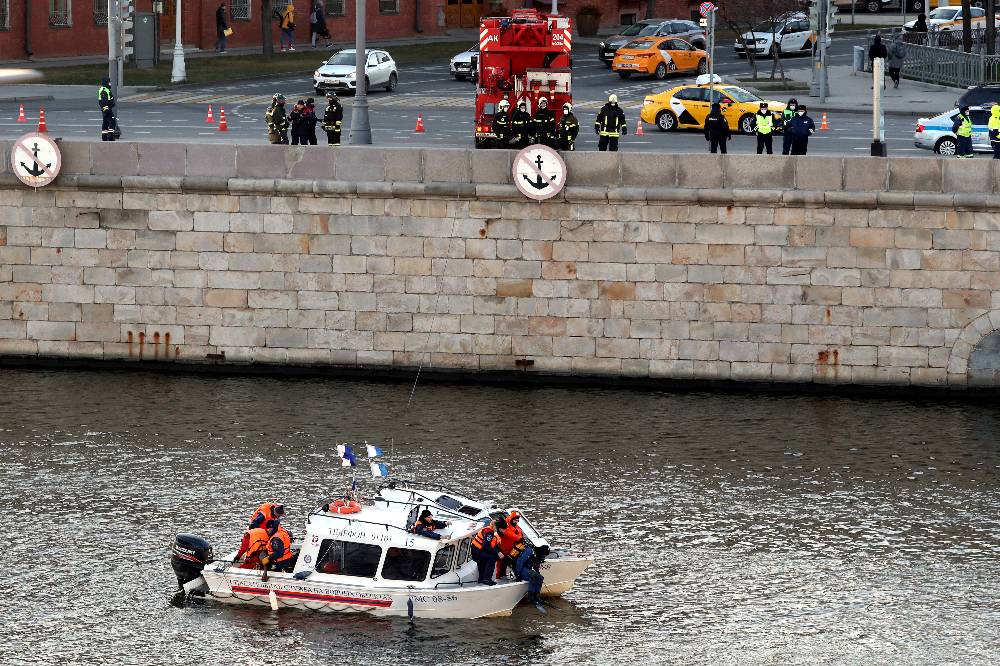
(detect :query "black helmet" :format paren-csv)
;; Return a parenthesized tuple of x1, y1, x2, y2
(326, 91, 337, 99)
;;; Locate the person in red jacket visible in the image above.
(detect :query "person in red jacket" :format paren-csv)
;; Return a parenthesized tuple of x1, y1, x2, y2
(496, 511, 524, 579)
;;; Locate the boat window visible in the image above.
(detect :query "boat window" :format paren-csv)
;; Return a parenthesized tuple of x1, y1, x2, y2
(436, 495, 463, 511)
(315, 539, 381, 577)
(458, 505, 480, 516)
(381, 547, 431, 582)
(431, 545, 455, 578)
(455, 538, 471, 567)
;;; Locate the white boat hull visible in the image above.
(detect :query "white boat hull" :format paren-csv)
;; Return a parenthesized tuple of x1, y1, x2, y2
(202, 567, 528, 619)
(539, 552, 594, 597)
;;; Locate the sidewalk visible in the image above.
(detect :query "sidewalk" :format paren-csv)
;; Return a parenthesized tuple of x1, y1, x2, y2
(779, 64, 962, 116)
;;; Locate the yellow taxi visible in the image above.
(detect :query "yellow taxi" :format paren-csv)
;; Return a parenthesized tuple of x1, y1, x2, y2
(640, 81, 788, 134)
(611, 36, 708, 80)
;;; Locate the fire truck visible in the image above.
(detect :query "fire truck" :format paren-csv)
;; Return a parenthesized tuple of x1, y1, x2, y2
(474, 9, 573, 149)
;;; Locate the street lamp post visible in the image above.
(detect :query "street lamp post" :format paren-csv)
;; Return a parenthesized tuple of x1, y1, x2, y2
(171, 0, 186, 83)
(349, 0, 372, 144)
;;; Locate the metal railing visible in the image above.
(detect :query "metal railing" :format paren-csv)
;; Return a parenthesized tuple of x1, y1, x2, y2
(865, 31, 1000, 87)
(49, 10, 71, 27)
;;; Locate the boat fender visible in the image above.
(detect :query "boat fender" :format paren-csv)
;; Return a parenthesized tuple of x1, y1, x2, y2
(293, 570, 311, 580)
(328, 499, 361, 515)
(269, 590, 279, 611)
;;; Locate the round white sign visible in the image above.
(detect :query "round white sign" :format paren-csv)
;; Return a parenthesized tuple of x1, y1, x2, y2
(512, 144, 567, 202)
(11, 132, 61, 188)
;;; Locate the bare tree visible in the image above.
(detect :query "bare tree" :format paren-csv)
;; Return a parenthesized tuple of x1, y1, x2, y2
(261, 0, 273, 58)
(719, 0, 800, 81)
(961, 0, 972, 54)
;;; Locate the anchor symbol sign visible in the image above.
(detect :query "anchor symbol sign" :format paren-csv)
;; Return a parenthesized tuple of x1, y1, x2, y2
(513, 145, 567, 201)
(20, 142, 52, 178)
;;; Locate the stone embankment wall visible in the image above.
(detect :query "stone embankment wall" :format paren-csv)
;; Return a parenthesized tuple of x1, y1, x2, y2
(3, 141, 1000, 389)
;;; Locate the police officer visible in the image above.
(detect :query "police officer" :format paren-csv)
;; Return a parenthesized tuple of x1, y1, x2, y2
(511, 99, 532, 149)
(754, 102, 774, 155)
(780, 97, 798, 155)
(703, 102, 730, 154)
(265, 93, 289, 144)
(596, 94, 627, 152)
(532, 96, 557, 147)
(952, 105, 974, 158)
(785, 103, 816, 156)
(989, 104, 1000, 160)
(98, 77, 116, 142)
(558, 102, 580, 151)
(322, 91, 343, 146)
(492, 99, 512, 147)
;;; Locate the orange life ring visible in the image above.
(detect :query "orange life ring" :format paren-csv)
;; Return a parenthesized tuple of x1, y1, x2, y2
(328, 500, 361, 514)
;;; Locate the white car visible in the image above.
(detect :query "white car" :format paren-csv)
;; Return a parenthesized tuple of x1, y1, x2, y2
(450, 44, 479, 80)
(903, 6, 996, 31)
(734, 13, 829, 58)
(913, 107, 993, 155)
(314, 49, 398, 95)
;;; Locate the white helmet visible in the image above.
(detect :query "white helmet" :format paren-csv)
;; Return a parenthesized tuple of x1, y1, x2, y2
(608, 94, 618, 104)
(562, 102, 572, 113)
(538, 96, 548, 108)
(497, 99, 510, 112)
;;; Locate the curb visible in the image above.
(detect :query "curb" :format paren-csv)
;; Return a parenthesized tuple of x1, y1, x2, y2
(0, 95, 55, 104)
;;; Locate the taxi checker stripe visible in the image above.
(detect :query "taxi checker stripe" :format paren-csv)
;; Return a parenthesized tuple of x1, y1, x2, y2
(231, 585, 393, 607)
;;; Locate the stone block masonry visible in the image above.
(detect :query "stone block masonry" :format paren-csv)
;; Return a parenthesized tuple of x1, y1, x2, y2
(3, 141, 1000, 390)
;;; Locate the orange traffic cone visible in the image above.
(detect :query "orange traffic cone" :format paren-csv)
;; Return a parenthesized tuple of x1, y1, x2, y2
(37, 107, 47, 133)
(414, 114, 425, 133)
(820, 112, 829, 131)
(16, 104, 26, 122)
(205, 105, 214, 123)
(635, 117, 644, 137)
(218, 106, 228, 132)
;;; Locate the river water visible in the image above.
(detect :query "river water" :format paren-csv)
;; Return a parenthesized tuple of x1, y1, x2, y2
(3, 368, 999, 665)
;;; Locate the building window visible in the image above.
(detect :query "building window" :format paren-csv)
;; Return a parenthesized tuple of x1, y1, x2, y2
(230, 0, 250, 20)
(93, 0, 107, 25)
(326, 0, 345, 16)
(378, 0, 399, 14)
(50, 0, 72, 27)
(0, 0, 9, 30)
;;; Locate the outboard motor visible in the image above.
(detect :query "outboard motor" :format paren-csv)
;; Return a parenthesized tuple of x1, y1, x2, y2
(170, 533, 214, 591)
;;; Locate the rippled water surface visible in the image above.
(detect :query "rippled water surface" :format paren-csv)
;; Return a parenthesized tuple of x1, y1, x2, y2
(3, 368, 999, 665)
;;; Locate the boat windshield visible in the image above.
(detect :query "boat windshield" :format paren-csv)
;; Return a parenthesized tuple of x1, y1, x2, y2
(381, 547, 431, 582)
(431, 545, 455, 578)
(315, 539, 381, 576)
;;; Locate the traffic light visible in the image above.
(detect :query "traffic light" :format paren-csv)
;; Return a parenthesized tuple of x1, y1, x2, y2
(827, 1, 839, 34)
(808, 1, 819, 32)
(120, 0, 135, 60)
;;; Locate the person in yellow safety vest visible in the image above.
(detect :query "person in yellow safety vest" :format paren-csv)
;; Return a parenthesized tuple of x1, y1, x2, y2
(754, 102, 774, 155)
(989, 104, 1000, 160)
(595, 94, 627, 152)
(952, 105, 974, 158)
(98, 77, 117, 142)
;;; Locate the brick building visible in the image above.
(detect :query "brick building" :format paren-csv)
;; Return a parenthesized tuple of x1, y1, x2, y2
(0, 1, 446, 61)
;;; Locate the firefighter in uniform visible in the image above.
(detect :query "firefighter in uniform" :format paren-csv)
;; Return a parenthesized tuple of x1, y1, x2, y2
(532, 96, 557, 147)
(596, 94, 627, 152)
(98, 77, 117, 142)
(492, 99, 512, 147)
(265, 93, 290, 144)
(754, 102, 774, 155)
(952, 105, 974, 158)
(511, 99, 532, 149)
(322, 91, 343, 146)
(558, 102, 580, 151)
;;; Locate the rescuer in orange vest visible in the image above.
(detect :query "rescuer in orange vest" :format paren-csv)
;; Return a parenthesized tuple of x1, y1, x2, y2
(470, 519, 503, 585)
(248, 502, 285, 532)
(260, 524, 295, 573)
(496, 511, 524, 579)
(236, 527, 270, 569)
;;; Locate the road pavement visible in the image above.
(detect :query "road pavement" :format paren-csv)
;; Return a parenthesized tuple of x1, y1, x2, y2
(0, 33, 947, 156)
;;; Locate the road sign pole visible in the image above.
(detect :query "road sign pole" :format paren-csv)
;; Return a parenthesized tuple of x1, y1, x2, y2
(820, 0, 827, 103)
(709, 10, 715, 99)
(350, 0, 372, 144)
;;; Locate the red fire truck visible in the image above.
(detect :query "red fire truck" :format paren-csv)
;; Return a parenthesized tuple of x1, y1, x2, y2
(474, 9, 573, 149)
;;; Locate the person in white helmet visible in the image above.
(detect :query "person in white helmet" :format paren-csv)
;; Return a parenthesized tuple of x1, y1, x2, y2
(532, 96, 557, 147)
(558, 102, 580, 151)
(511, 99, 532, 148)
(596, 93, 627, 152)
(492, 99, 512, 147)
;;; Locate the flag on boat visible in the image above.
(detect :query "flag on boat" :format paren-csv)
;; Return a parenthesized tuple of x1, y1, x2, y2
(337, 444, 356, 467)
(370, 462, 390, 478)
(366, 444, 384, 458)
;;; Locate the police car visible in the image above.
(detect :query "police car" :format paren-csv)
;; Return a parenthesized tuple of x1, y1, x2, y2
(913, 107, 993, 155)
(734, 13, 829, 58)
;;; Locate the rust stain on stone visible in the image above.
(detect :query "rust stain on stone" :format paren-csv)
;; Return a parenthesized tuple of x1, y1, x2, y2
(817, 350, 830, 365)
(138, 331, 145, 358)
(314, 214, 330, 234)
(824, 308, 832, 324)
(127, 330, 134, 357)
(298, 234, 311, 253)
(175, 346, 181, 357)
(600, 281, 636, 300)
(153, 331, 160, 358)
(496, 279, 533, 298)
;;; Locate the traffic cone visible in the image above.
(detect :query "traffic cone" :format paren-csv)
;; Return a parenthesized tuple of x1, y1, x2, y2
(37, 107, 47, 133)
(218, 106, 228, 132)
(205, 105, 214, 123)
(635, 117, 644, 137)
(820, 112, 829, 131)
(16, 104, 25, 122)
(414, 114, 425, 133)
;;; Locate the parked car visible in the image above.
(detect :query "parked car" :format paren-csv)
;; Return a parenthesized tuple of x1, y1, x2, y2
(833, 0, 893, 12)
(599, 18, 708, 65)
(640, 79, 787, 134)
(450, 44, 479, 81)
(903, 6, 997, 31)
(914, 107, 993, 155)
(612, 37, 708, 79)
(314, 49, 398, 95)
(656, 20, 708, 50)
(734, 13, 830, 58)
(957, 85, 1000, 109)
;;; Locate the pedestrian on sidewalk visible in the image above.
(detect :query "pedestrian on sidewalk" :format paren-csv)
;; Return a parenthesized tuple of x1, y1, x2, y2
(596, 94, 627, 152)
(304, 97, 319, 145)
(753, 102, 774, 154)
(908, 14, 928, 42)
(289, 99, 309, 145)
(279, 2, 296, 52)
(780, 97, 798, 155)
(215, 3, 228, 53)
(322, 91, 343, 145)
(989, 104, 1000, 160)
(785, 104, 815, 155)
(888, 38, 905, 89)
(266, 93, 289, 144)
(704, 102, 730, 154)
(869, 34, 887, 88)
(310, 1, 332, 48)
(98, 77, 117, 142)
(952, 105, 975, 158)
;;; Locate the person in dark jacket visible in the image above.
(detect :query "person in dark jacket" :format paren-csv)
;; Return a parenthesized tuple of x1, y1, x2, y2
(511, 99, 532, 148)
(869, 34, 887, 88)
(513, 542, 550, 607)
(304, 97, 318, 145)
(952, 105, 974, 158)
(322, 91, 343, 145)
(215, 3, 228, 53)
(412, 509, 450, 540)
(703, 102, 730, 154)
(887, 39, 905, 88)
(595, 94, 627, 152)
(493, 99, 512, 146)
(310, 0, 332, 48)
(785, 104, 816, 155)
(266, 93, 289, 144)
(470, 519, 504, 585)
(289, 99, 308, 145)
(909, 13, 928, 35)
(558, 102, 580, 151)
(98, 77, 117, 141)
(532, 96, 557, 147)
